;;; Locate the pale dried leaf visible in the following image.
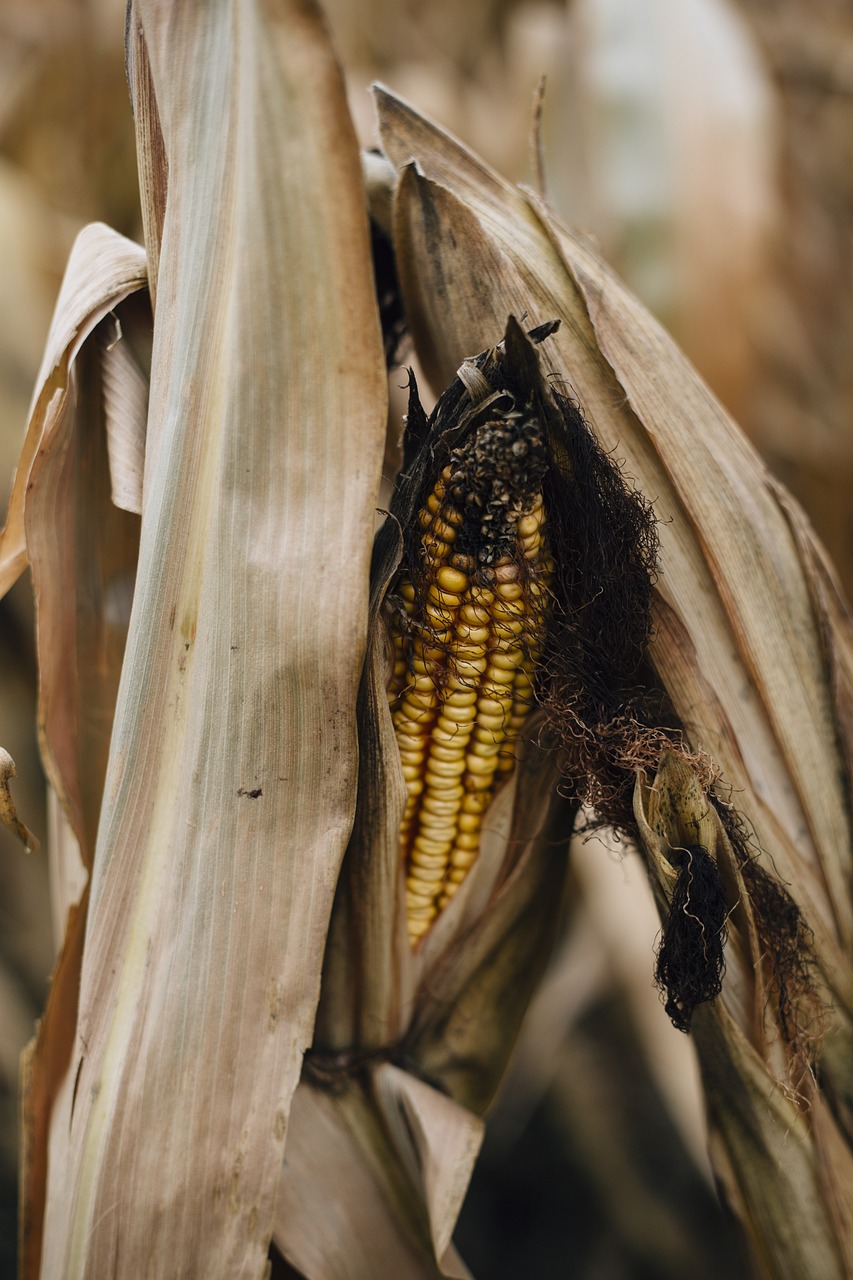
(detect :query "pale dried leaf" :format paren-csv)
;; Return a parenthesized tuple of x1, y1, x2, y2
(27, 306, 142, 867)
(37, 3, 387, 1276)
(16, 232, 146, 1275)
(276, 1077, 472, 1280)
(694, 1005, 853, 1280)
(126, 12, 167, 308)
(373, 1063, 482, 1274)
(46, 785, 87, 948)
(0, 222, 146, 598)
(767, 475, 853, 795)
(100, 314, 149, 515)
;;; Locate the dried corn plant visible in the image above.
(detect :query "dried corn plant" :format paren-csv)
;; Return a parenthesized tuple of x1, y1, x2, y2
(1, 2, 852, 1277)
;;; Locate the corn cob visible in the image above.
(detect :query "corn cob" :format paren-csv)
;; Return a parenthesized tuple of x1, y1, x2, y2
(388, 409, 551, 944)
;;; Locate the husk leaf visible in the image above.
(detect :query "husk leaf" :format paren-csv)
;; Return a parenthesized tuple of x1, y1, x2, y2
(275, 1069, 480, 1279)
(693, 1004, 853, 1280)
(20, 2, 387, 1276)
(375, 84, 852, 994)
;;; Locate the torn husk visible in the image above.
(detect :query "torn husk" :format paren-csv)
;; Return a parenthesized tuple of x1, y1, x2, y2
(633, 752, 730, 1034)
(372, 86, 853, 1276)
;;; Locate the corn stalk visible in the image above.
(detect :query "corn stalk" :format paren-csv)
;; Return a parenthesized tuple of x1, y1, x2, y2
(1, 3, 851, 1278)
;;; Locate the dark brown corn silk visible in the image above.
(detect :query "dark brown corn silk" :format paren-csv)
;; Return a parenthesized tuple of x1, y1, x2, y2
(655, 844, 728, 1032)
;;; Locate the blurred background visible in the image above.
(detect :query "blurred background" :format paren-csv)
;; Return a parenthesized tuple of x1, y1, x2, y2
(1, 0, 851, 1274)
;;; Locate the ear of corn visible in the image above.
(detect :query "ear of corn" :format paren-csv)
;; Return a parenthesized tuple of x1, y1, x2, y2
(375, 87, 853, 1279)
(387, 405, 552, 943)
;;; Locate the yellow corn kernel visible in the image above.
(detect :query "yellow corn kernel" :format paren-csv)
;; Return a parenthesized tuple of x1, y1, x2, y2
(422, 777, 464, 798)
(461, 791, 492, 814)
(431, 517, 458, 543)
(459, 602, 491, 626)
(438, 703, 478, 725)
(435, 565, 468, 593)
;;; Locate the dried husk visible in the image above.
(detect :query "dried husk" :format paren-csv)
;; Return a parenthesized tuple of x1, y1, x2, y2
(374, 86, 853, 1276)
(5, 2, 388, 1275)
(276, 1067, 481, 1279)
